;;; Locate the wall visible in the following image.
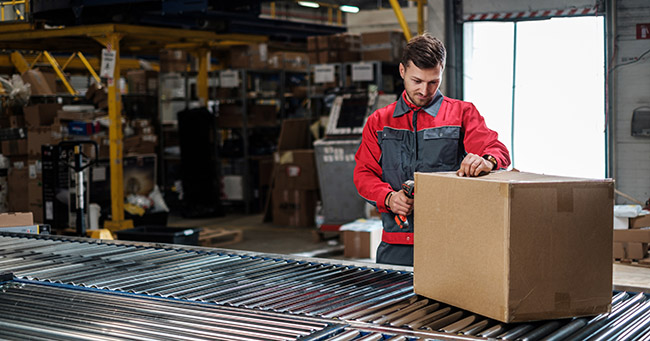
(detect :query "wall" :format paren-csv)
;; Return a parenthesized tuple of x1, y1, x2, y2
(611, 0, 650, 203)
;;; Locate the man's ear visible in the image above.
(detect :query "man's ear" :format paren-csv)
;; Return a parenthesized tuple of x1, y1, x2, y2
(399, 63, 405, 79)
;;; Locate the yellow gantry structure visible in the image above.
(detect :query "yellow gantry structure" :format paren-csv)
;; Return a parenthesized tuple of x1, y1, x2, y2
(0, 22, 267, 233)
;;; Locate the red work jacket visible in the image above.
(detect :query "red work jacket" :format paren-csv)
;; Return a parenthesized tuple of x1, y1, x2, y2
(354, 91, 511, 245)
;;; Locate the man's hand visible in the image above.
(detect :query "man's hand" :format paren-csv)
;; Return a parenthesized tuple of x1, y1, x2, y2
(457, 153, 493, 177)
(388, 190, 414, 216)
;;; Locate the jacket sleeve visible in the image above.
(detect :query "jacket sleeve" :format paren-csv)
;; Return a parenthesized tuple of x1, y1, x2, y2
(461, 103, 511, 169)
(354, 114, 394, 213)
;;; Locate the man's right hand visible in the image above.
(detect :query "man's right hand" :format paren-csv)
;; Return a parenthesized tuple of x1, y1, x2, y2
(387, 190, 414, 216)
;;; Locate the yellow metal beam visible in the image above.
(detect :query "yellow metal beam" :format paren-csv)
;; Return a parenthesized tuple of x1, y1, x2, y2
(99, 33, 133, 232)
(389, 0, 412, 41)
(417, 0, 426, 35)
(42, 51, 77, 95)
(196, 49, 209, 106)
(76, 52, 103, 86)
(0, 54, 151, 73)
(10, 51, 28, 73)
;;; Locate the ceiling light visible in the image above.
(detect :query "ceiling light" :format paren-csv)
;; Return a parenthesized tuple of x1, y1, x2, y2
(340, 5, 359, 13)
(298, 1, 320, 8)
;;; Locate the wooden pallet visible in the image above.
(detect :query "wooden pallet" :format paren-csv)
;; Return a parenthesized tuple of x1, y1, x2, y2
(199, 228, 243, 247)
(614, 258, 650, 268)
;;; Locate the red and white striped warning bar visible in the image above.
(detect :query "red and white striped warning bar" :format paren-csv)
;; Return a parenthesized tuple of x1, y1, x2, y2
(463, 6, 598, 22)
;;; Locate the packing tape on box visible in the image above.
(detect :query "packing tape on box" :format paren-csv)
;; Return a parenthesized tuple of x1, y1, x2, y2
(557, 187, 574, 213)
(555, 292, 571, 311)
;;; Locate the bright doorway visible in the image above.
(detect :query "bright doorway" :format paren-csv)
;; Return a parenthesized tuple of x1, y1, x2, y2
(463, 16, 606, 179)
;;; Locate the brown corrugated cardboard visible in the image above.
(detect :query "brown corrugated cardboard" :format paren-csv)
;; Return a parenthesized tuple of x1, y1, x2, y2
(307, 36, 318, 51)
(29, 203, 43, 224)
(9, 115, 24, 128)
(24, 103, 61, 127)
(21, 69, 55, 95)
(361, 31, 406, 63)
(1, 139, 27, 156)
(341, 220, 382, 259)
(8, 166, 29, 212)
(126, 70, 159, 95)
(414, 171, 614, 323)
(613, 229, 650, 242)
(0, 212, 33, 227)
(27, 125, 62, 157)
(273, 150, 318, 190)
(160, 49, 188, 73)
(277, 118, 312, 151)
(272, 188, 318, 227)
(630, 214, 650, 229)
(613, 242, 648, 260)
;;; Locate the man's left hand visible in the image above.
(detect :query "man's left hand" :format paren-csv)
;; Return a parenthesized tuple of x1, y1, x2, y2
(457, 153, 493, 177)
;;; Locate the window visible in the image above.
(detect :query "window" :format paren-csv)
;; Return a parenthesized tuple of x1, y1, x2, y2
(464, 16, 606, 178)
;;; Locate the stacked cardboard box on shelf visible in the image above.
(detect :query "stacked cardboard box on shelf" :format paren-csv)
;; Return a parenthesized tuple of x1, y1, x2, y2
(613, 212, 650, 261)
(307, 33, 361, 64)
(126, 70, 159, 96)
(361, 31, 406, 63)
(3, 103, 64, 222)
(271, 118, 319, 227)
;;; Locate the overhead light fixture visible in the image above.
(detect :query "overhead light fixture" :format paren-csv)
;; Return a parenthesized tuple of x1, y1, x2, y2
(298, 1, 320, 8)
(340, 5, 359, 13)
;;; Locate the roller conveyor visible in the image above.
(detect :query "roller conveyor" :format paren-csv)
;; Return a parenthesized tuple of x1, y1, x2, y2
(0, 233, 649, 340)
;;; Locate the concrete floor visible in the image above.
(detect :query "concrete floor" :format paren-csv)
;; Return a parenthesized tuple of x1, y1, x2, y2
(167, 213, 650, 293)
(167, 213, 344, 256)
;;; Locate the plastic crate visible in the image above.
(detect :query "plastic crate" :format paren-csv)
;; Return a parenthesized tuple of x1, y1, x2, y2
(115, 226, 201, 245)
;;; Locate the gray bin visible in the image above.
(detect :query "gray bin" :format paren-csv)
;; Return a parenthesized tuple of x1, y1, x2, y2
(314, 138, 367, 226)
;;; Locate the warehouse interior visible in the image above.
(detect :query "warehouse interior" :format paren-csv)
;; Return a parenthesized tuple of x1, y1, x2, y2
(1, 0, 650, 339)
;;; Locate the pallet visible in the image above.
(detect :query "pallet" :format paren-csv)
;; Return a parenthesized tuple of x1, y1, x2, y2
(199, 228, 243, 247)
(614, 258, 650, 268)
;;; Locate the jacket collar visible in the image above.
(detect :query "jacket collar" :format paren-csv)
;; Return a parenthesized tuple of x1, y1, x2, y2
(393, 90, 444, 118)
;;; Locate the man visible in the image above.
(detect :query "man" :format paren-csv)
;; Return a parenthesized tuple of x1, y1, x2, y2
(353, 33, 511, 266)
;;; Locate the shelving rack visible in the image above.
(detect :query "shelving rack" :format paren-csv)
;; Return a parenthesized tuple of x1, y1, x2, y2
(0, 22, 266, 230)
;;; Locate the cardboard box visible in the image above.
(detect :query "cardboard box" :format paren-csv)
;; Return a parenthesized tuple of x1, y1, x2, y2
(307, 36, 319, 51)
(29, 203, 43, 224)
(274, 150, 318, 190)
(160, 49, 188, 73)
(7, 166, 29, 212)
(124, 134, 158, 155)
(27, 126, 62, 156)
(613, 228, 650, 242)
(230, 44, 268, 69)
(277, 118, 312, 151)
(414, 171, 614, 323)
(21, 69, 55, 95)
(0, 212, 33, 227)
(24, 103, 61, 127)
(613, 242, 648, 260)
(126, 70, 159, 95)
(9, 115, 24, 128)
(272, 188, 318, 227)
(317, 35, 329, 50)
(361, 31, 406, 63)
(56, 110, 98, 122)
(630, 214, 650, 229)
(1, 139, 28, 156)
(268, 52, 309, 71)
(249, 104, 277, 127)
(340, 219, 382, 259)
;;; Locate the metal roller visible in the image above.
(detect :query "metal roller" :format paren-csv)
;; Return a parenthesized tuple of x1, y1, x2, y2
(0, 233, 649, 341)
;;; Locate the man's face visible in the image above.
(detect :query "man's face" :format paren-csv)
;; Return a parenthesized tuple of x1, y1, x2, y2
(399, 61, 443, 107)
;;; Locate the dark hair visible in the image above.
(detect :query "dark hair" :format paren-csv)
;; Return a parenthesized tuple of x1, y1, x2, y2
(401, 33, 446, 70)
